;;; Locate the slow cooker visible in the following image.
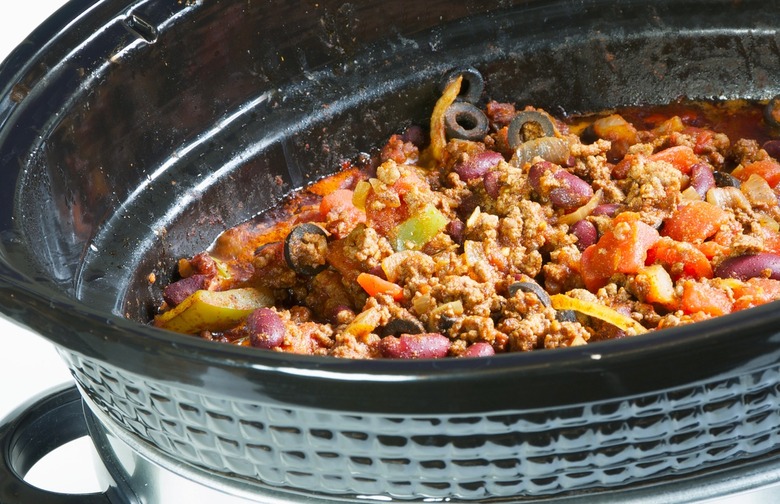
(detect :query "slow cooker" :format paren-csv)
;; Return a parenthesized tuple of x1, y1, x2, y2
(4, 0, 780, 502)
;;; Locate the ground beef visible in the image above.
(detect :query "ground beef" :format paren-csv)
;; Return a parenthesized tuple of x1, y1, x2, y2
(152, 90, 780, 359)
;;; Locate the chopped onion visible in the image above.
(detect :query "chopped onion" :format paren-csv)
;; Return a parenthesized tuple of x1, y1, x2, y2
(741, 173, 777, 208)
(550, 293, 647, 334)
(430, 300, 464, 319)
(680, 186, 701, 201)
(465, 205, 481, 228)
(381, 250, 432, 283)
(759, 212, 780, 232)
(706, 186, 751, 211)
(510, 136, 570, 169)
(412, 293, 436, 315)
(464, 240, 488, 268)
(558, 189, 603, 226)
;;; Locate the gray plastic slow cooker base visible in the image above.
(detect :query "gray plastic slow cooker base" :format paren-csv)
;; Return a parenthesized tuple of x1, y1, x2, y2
(82, 390, 780, 503)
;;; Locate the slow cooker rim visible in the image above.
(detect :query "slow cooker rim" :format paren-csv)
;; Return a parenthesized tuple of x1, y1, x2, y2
(3, 0, 780, 414)
(5, 262, 779, 378)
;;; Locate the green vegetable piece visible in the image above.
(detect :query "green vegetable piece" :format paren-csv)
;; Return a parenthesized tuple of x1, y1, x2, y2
(155, 287, 274, 334)
(392, 203, 448, 251)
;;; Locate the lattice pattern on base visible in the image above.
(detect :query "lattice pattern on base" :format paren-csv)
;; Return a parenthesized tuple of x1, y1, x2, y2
(63, 350, 780, 500)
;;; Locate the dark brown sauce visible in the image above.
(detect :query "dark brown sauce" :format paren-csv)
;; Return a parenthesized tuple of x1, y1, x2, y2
(567, 99, 778, 145)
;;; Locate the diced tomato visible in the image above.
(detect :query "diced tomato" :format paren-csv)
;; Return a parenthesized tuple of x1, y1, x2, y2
(695, 240, 729, 259)
(653, 116, 685, 136)
(635, 264, 678, 309)
(320, 189, 362, 220)
(762, 229, 780, 255)
(732, 159, 780, 188)
(319, 189, 367, 239)
(691, 128, 716, 155)
(307, 167, 363, 196)
(393, 171, 426, 195)
(357, 272, 404, 301)
(365, 171, 431, 236)
(731, 278, 780, 311)
(366, 198, 409, 236)
(612, 154, 635, 180)
(649, 145, 699, 174)
(662, 200, 729, 243)
(325, 238, 363, 282)
(680, 280, 733, 316)
(649, 236, 713, 280)
(591, 114, 639, 162)
(580, 212, 660, 291)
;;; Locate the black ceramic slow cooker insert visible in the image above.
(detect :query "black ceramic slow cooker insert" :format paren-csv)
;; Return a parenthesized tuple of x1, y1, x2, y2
(3, 0, 780, 502)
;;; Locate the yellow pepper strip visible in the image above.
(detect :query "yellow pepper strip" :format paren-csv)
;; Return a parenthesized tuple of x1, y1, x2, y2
(155, 287, 274, 334)
(421, 75, 462, 167)
(352, 179, 371, 210)
(344, 307, 382, 337)
(550, 293, 647, 335)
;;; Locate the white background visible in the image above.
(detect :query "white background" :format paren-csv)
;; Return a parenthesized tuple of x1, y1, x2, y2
(0, 0, 104, 495)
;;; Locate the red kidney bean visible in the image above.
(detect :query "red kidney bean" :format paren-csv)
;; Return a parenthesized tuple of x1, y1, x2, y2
(527, 161, 552, 191)
(714, 253, 780, 281)
(380, 333, 451, 359)
(367, 264, 387, 279)
(456, 193, 479, 221)
(550, 171, 593, 210)
(328, 304, 355, 324)
(247, 308, 286, 349)
(528, 161, 593, 210)
(571, 220, 598, 250)
(592, 203, 621, 217)
(446, 219, 465, 245)
(401, 124, 426, 147)
(462, 342, 495, 357)
(163, 274, 209, 306)
(689, 162, 716, 198)
(483, 170, 502, 198)
(763, 140, 780, 160)
(454, 150, 503, 181)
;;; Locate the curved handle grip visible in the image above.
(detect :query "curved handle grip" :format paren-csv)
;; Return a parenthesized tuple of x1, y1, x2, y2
(0, 384, 112, 504)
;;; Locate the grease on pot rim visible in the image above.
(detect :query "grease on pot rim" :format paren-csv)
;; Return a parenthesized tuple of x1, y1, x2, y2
(150, 69, 780, 358)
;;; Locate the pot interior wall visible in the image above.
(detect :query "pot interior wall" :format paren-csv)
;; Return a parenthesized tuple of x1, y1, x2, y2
(5, 0, 780, 321)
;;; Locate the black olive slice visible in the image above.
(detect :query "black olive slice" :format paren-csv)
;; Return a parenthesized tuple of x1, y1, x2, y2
(444, 102, 489, 141)
(380, 318, 425, 337)
(509, 281, 551, 305)
(438, 315, 457, 332)
(283, 223, 329, 276)
(713, 171, 741, 188)
(440, 66, 484, 104)
(507, 111, 556, 150)
(508, 281, 576, 323)
(554, 310, 577, 323)
(765, 95, 780, 128)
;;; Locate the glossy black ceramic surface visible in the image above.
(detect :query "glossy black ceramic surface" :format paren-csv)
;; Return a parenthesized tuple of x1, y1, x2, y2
(3, 0, 780, 500)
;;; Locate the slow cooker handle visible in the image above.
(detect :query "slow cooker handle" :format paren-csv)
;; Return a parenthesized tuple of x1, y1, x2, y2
(0, 384, 115, 504)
